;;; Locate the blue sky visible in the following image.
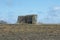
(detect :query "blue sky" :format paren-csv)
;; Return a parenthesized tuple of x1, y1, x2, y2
(0, 0, 60, 24)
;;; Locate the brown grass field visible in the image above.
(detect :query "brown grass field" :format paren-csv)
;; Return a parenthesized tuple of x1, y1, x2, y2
(0, 24, 60, 40)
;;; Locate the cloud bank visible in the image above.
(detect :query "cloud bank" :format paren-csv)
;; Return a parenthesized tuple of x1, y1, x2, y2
(39, 6, 60, 24)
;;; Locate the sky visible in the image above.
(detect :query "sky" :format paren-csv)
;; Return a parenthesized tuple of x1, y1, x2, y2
(0, 0, 60, 24)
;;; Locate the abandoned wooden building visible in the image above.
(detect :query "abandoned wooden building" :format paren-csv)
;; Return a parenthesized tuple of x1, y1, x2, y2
(17, 15, 37, 24)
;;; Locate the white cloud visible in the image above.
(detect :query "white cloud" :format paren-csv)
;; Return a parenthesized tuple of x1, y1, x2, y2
(53, 6, 60, 10)
(5, 0, 13, 7)
(38, 6, 60, 24)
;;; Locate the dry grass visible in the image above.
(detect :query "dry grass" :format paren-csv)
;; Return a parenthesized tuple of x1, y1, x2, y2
(0, 24, 60, 40)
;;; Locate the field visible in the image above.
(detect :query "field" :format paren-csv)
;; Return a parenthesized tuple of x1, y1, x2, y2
(0, 24, 60, 40)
